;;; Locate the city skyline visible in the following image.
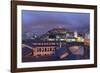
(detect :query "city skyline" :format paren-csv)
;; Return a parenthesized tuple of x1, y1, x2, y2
(22, 10, 90, 62)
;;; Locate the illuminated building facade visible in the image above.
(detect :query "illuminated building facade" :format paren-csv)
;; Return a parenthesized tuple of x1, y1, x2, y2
(32, 46, 56, 57)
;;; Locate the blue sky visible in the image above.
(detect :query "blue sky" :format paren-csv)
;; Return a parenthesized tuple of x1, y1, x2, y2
(22, 10, 90, 36)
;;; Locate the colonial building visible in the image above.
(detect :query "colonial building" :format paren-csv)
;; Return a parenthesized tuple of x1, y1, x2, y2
(31, 41, 66, 57)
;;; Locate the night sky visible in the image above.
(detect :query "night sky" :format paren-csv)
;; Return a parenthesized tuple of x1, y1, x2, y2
(22, 10, 90, 36)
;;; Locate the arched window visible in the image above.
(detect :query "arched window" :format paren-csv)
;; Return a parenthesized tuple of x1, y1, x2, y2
(50, 48, 52, 51)
(39, 48, 41, 52)
(45, 48, 47, 52)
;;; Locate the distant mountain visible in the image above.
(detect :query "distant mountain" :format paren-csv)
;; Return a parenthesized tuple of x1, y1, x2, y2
(39, 28, 73, 40)
(48, 28, 70, 33)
